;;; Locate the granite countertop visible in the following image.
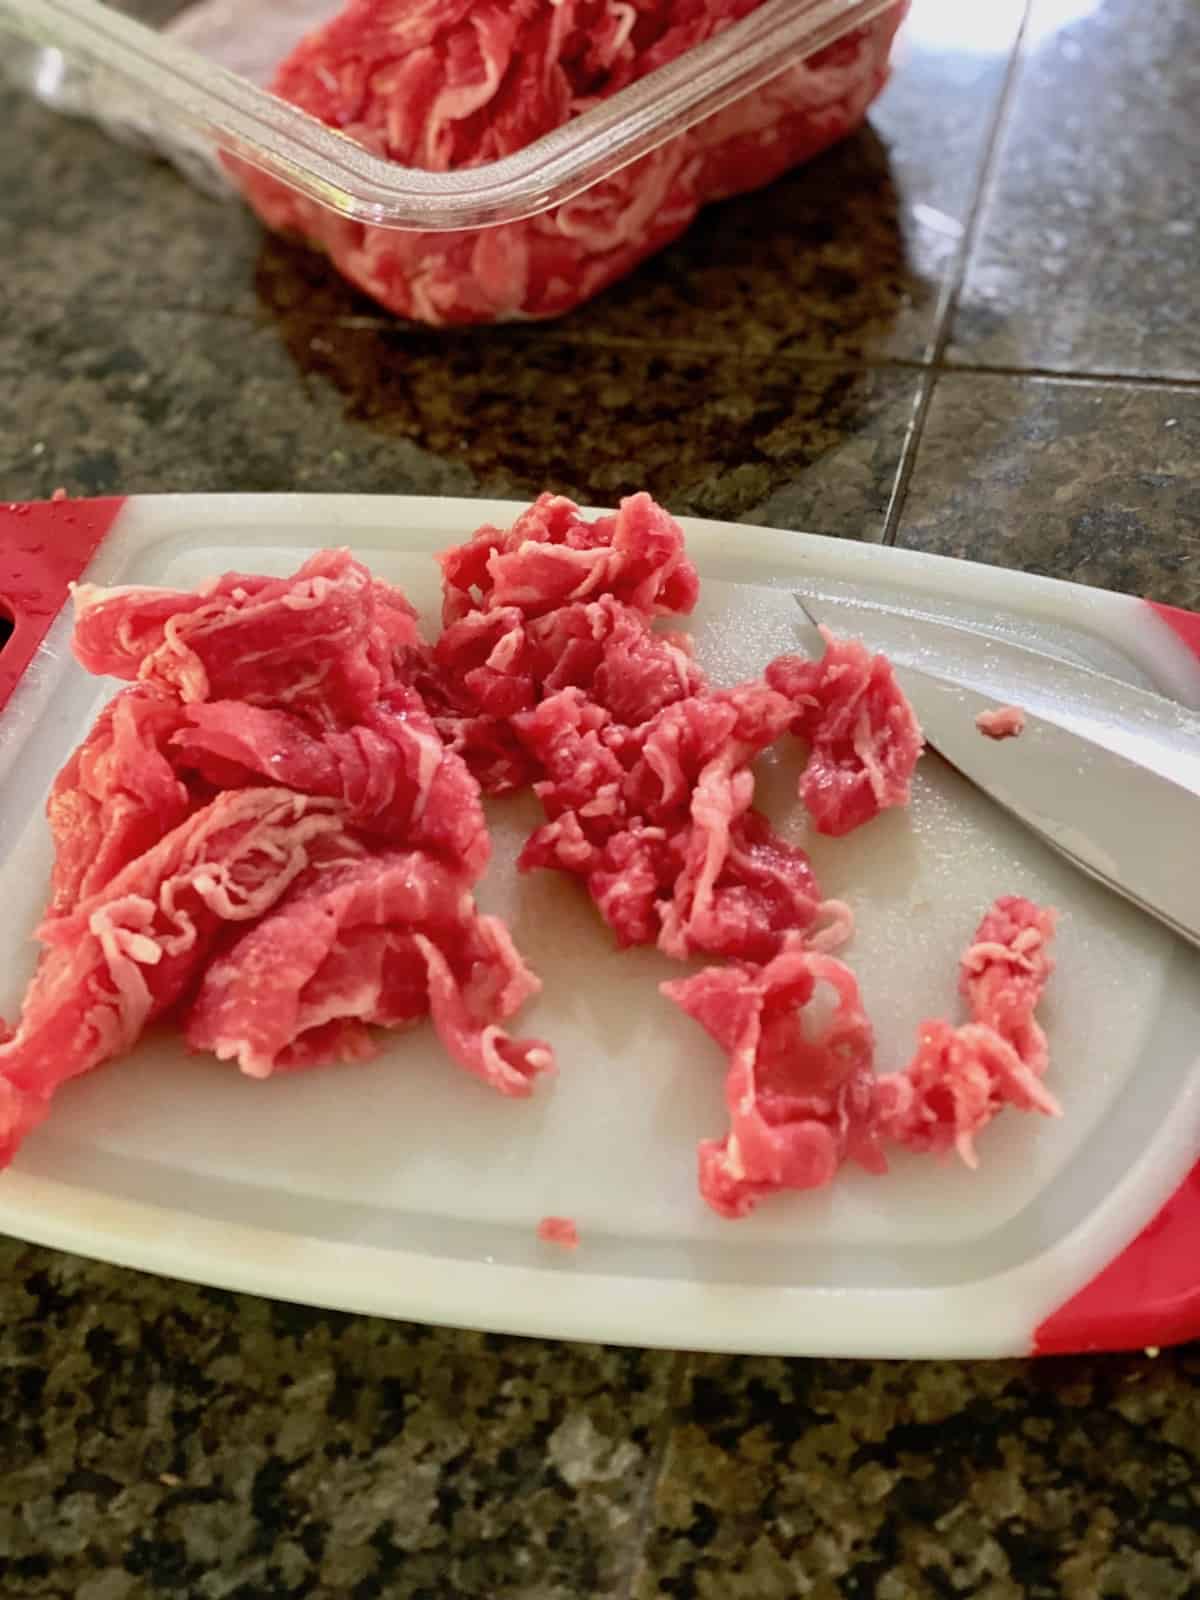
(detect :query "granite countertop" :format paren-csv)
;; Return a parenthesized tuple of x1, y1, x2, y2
(2, 2, 1199, 1595)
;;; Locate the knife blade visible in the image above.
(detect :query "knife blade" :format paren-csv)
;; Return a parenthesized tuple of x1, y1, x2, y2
(793, 592, 1200, 953)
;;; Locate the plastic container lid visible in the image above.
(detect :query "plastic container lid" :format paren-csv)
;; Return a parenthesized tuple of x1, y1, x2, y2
(1, 0, 901, 230)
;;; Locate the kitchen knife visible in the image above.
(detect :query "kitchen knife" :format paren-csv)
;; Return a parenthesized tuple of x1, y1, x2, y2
(794, 592, 1200, 953)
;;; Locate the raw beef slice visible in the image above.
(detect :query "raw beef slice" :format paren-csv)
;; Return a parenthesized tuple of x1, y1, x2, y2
(72, 547, 419, 726)
(663, 940, 883, 1218)
(232, 0, 908, 325)
(667, 896, 1059, 1216)
(44, 685, 193, 916)
(186, 851, 552, 1094)
(0, 791, 353, 1164)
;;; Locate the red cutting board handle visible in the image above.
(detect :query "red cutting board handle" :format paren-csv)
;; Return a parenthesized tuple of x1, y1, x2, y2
(0, 498, 125, 715)
(1035, 597, 1200, 1355)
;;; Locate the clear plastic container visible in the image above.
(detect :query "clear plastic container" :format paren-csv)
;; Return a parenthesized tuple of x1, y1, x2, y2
(1, 0, 901, 230)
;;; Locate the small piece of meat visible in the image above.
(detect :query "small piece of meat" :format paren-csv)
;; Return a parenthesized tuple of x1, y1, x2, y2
(874, 1021, 1058, 1169)
(415, 921, 554, 1096)
(0, 791, 353, 1167)
(439, 493, 700, 626)
(875, 897, 1059, 1166)
(186, 851, 552, 1095)
(766, 628, 924, 836)
(537, 1216, 579, 1249)
(960, 895, 1057, 1078)
(173, 684, 490, 881)
(976, 705, 1026, 740)
(72, 549, 419, 726)
(45, 686, 192, 916)
(663, 940, 883, 1218)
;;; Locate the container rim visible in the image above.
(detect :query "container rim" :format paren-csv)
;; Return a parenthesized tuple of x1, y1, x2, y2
(1, 0, 903, 229)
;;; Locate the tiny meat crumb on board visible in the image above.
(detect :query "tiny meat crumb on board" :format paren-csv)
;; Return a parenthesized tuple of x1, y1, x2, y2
(537, 1217, 580, 1250)
(977, 704, 1026, 739)
(0, 493, 1057, 1217)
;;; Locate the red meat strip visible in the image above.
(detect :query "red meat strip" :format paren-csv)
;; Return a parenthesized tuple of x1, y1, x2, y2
(186, 852, 552, 1095)
(172, 684, 490, 880)
(766, 627, 924, 837)
(662, 940, 884, 1218)
(666, 897, 1058, 1215)
(45, 686, 193, 916)
(0, 790, 353, 1166)
(875, 898, 1059, 1165)
(439, 493, 700, 626)
(72, 549, 419, 726)
(516, 681, 839, 961)
(537, 1216, 580, 1249)
(976, 705, 1026, 740)
(233, 1, 906, 325)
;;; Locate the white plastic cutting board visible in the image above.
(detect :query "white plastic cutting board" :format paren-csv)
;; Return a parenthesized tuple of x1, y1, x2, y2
(1, 496, 1198, 1357)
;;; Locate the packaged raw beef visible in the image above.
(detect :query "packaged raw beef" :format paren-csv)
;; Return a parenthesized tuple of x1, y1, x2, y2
(232, 0, 909, 325)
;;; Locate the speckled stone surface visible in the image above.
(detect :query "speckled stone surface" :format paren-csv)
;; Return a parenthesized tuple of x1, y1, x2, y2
(634, 1351, 1200, 1599)
(950, 0, 1200, 380)
(0, 1240, 681, 1599)
(894, 376, 1200, 608)
(2, 1, 1200, 1595)
(559, 0, 1026, 366)
(0, 299, 918, 535)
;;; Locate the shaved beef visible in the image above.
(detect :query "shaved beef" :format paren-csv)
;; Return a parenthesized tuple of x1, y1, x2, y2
(45, 686, 192, 916)
(876, 897, 1059, 1165)
(3, 495, 1056, 1218)
(667, 896, 1058, 1215)
(426, 495, 703, 792)
(425, 500, 921, 961)
(516, 681, 836, 961)
(766, 627, 924, 836)
(233, 1, 905, 325)
(173, 684, 489, 880)
(73, 548, 419, 726)
(0, 791, 352, 1164)
(439, 493, 700, 625)
(416, 922, 554, 1097)
(0, 546, 551, 1168)
(663, 941, 883, 1218)
(186, 852, 552, 1095)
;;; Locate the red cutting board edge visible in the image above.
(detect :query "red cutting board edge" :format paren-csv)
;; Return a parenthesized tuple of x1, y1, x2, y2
(0, 498, 126, 714)
(1034, 603, 1200, 1355)
(1, 498, 1198, 1357)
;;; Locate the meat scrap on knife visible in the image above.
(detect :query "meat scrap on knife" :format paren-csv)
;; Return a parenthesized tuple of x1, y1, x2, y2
(0, 498, 1057, 1221)
(976, 705, 1026, 740)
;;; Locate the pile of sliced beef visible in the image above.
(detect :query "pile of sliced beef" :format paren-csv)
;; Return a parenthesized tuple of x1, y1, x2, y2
(232, 0, 908, 325)
(0, 497, 1057, 1217)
